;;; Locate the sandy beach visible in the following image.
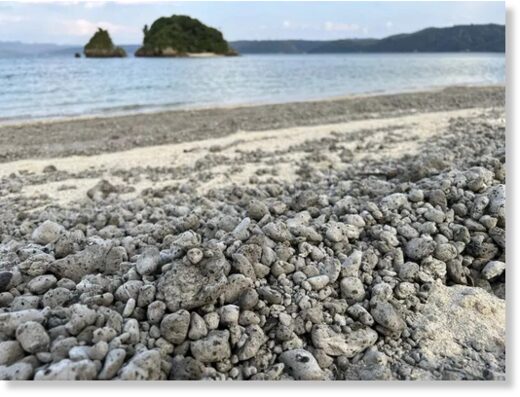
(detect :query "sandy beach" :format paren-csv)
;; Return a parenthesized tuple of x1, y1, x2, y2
(0, 85, 506, 380)
(0, 85, 503, 162)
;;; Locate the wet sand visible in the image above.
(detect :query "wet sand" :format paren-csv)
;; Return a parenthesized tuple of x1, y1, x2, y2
(0, 85, 504, 163)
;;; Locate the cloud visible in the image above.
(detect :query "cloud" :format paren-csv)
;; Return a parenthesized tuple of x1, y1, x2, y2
(323, 21, 360, 32)
(386, 21, 394, 29)
(0, 13, 26, 23)
(84, 1, 106, 9)
(60, 18, 135, 36)
(282, 20, 314, 30)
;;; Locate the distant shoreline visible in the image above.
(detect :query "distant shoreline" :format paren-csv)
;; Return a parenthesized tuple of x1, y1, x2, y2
(0, 23, 505, 57)
(0, 85, 505, 163)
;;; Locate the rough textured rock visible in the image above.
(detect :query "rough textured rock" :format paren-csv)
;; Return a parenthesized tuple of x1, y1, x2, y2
(279, 349, 325, 380)
(190, 330, 231, 363)
(15, 321, 50, 353)
(311, 325, 378, 357)
(157, 260, 227, 311)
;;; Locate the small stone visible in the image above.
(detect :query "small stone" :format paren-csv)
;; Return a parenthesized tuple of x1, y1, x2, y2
(370, 300, 405, 335)
(42, 287, 71, 308)
(204, 312, 220, 330)
(88, 341, 108, 361)
(237, 325, 267, 361)
(98, 348, 126, 380)
(188, 312, 208, 340)
(340, 277, 365, 301)
(15, 321, 50, 353)
(147, 300, 166, 324)
(123, 298, 136, 317)
(65, 304, 97, 335)
(248, 200, 269, 221)
(307, 275, 330, 290)
(424, 208, 445, 224)
(0, 272, 13, 293)
(32, 220, 64, 245)
(173, 230, 201, 249)
(187, 248, 203, 264)
(191, 330, 231, 363)
(0, 341, 24, 366)
(136, 247, 160, 275)
(238, 289, 259, 310)
(311, 325, 377, 357)
(171, 356, 204, 380)
(27, 274, 57, 294)
(34, 359, 97, 380)
(481, 261, 506, 280)
(160, 309, 190, 344)
(434, 243, 458, 262)
(408, 189, 424, 202)
(157, 259, 227, 312)
(263, 222, 292, 242)
(0, 362, 33, 380)
(118, 349, 161, 380)
(427, 189, 447, 209)
(279, 349, 325, 380)
(220, 304, 240, 326)
(86, 179, 117, 200)
(381, 193, 408, 210)
(405, 237, 436, 260)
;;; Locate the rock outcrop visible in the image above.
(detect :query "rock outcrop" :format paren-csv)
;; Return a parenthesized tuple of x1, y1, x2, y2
(135, 15, 237, 57)
(84, 28, 126, 58)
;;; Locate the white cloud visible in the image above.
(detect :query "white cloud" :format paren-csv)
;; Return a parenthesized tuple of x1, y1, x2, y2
(386, 21, 394, 29)
(282, 20, 314, 30)
(323, 21, 360, 32)
(60, 18, 135, 36)
(84, 1, 106, 9)
(0, 13, 26, 23)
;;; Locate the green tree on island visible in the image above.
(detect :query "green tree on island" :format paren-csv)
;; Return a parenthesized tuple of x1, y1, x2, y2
(84, 28, 126, 58)
(135, 15, 237, 57)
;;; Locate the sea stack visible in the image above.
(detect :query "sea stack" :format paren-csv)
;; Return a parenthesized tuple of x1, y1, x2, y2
(84, 28, 126, 58)
(135, 15, 238, 57)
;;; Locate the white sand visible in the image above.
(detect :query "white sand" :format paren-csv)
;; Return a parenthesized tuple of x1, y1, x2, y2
(0, 108, 486, 207)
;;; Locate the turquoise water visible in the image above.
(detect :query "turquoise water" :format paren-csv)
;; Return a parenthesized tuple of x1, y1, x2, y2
(0, 53, 505, 121)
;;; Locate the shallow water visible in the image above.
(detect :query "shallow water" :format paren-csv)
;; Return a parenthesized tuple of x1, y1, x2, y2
(0, 53, 505, 121)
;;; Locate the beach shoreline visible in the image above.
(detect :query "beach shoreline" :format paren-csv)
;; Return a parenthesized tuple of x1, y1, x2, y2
(0, 85, 505, 163)
(0, 83, 506, 380)
(0, 82, 502, 127)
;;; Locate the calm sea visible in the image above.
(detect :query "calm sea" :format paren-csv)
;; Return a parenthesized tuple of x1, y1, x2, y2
(0, 53, 505, 121)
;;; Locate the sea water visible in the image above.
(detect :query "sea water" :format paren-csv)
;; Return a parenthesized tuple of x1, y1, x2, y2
(0, 53, 505, 121)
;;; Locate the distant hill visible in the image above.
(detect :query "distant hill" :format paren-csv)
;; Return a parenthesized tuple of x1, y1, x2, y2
(230, 24, 505, 54)
(0, 23, 505, 58)
(0, 41, 73, 57)
(135, 15, 236, 57)
(228, 40, 327, 54)
(0, 42, 139, 58)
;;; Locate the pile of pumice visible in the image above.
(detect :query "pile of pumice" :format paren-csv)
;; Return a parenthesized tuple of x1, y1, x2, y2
(0, 111, 505, 380)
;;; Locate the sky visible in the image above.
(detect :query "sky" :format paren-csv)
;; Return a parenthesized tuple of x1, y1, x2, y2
(0, 1, 506, 45)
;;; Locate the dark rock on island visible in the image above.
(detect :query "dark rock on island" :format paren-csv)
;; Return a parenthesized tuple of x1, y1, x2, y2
(84, 28, 126, 58)
(135, 15, 237, 57)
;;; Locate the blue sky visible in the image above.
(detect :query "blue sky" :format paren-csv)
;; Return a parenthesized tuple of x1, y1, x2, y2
(0, 1, 505, 44)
